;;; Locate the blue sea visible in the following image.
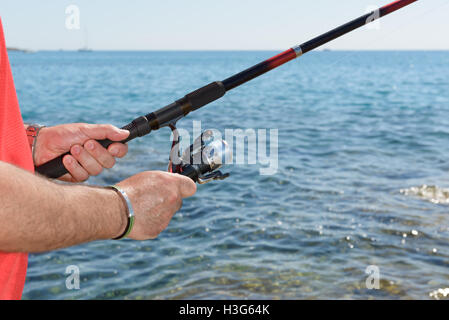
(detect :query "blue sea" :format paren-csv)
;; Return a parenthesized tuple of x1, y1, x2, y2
(8, 50, 449, 299)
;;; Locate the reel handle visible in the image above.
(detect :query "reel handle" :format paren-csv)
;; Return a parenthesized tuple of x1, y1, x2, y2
(178, 164, 229, 184)
(179, 165, 201, 182)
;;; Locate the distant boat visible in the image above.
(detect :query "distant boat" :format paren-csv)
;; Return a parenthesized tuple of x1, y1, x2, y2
(78, 28, 93, 52)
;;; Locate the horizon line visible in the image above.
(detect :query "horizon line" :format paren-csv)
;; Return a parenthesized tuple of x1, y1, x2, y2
(8, 48, 449, 53)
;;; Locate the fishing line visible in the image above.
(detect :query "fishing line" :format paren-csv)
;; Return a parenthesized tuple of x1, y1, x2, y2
(306, 0, 449, 78)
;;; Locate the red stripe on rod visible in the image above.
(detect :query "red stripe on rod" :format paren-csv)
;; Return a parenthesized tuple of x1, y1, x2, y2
(266, 48, 297, 70)
(381, 0, 418, 15)
(222, 48, 297, 90)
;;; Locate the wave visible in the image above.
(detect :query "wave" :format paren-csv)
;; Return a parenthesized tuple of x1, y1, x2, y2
(400, 185, 449, 205)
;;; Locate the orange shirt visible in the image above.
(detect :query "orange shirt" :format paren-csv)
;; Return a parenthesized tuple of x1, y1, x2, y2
(0, 18, 34, 300)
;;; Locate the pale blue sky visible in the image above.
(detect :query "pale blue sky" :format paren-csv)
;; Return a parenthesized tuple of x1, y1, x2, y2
(1, 0, 448, 51)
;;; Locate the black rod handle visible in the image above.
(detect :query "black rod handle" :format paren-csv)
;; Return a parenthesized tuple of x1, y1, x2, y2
(35, 116, 151, 179)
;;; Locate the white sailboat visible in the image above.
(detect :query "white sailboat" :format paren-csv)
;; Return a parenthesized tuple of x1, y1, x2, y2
(78, 27, 92, 52)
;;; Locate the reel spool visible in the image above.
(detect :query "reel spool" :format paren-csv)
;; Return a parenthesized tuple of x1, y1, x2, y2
(168, 125, 231, 184)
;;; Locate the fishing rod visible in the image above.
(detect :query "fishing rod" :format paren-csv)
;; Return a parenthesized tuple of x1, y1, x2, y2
(36, 0, 418, 182)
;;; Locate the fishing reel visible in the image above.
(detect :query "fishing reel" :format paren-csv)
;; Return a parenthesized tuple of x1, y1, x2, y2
(168, 124, 232, 184)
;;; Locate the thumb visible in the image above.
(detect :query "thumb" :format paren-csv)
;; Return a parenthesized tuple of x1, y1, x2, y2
(173, 173, 197, 198)
(81, 124, 130, 142)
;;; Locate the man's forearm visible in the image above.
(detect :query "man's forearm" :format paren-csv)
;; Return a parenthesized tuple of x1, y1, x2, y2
(0, 161, 126, 252)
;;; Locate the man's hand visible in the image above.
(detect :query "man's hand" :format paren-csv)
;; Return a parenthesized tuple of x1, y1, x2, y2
(33, 123, 129, 182)
(116, 171, 197, 240)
